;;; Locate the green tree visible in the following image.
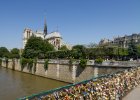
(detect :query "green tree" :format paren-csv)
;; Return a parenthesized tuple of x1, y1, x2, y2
(86, 48, 96, 59)
(0, 47, 10, 58)
(72, 45, 87, 59)
(128, 40, 138, 59)
(118, 47, 128, 60)
(10, 48, 20, 59)
(87, 43, 97, 48)
(136, 45, 140, 58)
(22, 36, 54, 59)
(94, 47, 105, 58)
(105, 46, 117, 59)
(59, 45, 68, 51)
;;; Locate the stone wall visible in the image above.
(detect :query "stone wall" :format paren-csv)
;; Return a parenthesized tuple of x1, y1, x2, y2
(59, 64, 73, 83)
(1, 59, 133, 83)
(47, 64, 58, 79)
(1, 59, 75, 83)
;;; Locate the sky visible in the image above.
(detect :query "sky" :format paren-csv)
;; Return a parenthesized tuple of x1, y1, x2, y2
(0, 0, 140, 49)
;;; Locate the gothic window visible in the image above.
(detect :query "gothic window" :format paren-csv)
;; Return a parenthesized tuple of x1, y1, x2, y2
(29, 31, 30, 37)
(27, 31, 28, 39)
(53, 41, 55, 46)
(56, 39, 60, 46)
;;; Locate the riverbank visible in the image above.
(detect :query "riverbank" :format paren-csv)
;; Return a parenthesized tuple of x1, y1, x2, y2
(1, 59, 130, 83)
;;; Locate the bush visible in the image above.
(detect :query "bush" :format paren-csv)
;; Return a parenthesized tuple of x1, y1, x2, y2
(44, 59, 49, 71)
(0, 59, 2, 66)
(95, 58, 103, 64)
(20, 58, 34, 72)
(20, 57, 28, 71)
(27, 59, 33, 72)
(69, 57, 74, 71)
(79, 59, 87, 69)
(5, 58, 8, 67)
(46, 50, 71, 59)
(12, 59, 15, 70)
(69, 57, 74, 66)
(33, 58, 37, 73)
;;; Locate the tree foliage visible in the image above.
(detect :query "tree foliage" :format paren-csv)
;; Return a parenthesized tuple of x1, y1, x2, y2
(59, 45, 68, 51)
(22, 36, 54, 59)
(0, 47, 9, 58)
(44, 59, 49, 70)
(0, 59, 2, 66)
(95, 57, 103, 64)
(10, 48, 20, 59)
(137, 45, 140, 57)
(20, 38, 140, 60)
(128, 40, 138, 59)
(72, 45, 87, 59)
(79, 59, 87, 69)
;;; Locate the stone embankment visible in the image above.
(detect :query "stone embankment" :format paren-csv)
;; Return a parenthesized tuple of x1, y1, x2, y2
(1, 59, 140, 83)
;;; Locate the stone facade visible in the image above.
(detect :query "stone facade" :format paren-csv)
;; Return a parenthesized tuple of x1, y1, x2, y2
(22, 20, 72, 50)
(99, 33, 140, 48)
(23, 29, 64, 50)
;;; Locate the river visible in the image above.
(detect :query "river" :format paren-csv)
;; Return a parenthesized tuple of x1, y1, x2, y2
(0, 67, 68, 100)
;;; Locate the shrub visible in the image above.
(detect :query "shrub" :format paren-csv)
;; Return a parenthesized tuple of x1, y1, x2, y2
(27, 59, 33, 72)
(79, 59, 87, 69)
(12, 59, 15, 70)
(95, 58, 103, 64)
(33, 58, 37, 73)
(0, 59, 2, 66)
(20, 57, 28, 71)
(69, 57, 74, 66)
(69, 57, 74, 71)
(5, 58, 8, 67)
(46, 50, 71, 59)
(44, 59, 49, 71)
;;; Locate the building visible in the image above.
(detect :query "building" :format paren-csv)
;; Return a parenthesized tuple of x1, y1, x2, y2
(99, 38, 112, 46)
(23, 19, 71, 50)
(99, 33, 140, 48)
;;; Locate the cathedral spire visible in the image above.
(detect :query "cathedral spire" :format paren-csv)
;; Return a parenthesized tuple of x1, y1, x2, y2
(44, 17, 47, 38)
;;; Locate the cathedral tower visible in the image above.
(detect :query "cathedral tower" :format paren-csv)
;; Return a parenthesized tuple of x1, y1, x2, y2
(44, 18, 47, 38)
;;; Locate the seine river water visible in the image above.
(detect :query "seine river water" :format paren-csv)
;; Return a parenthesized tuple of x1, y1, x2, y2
(0, 67, 68, 100)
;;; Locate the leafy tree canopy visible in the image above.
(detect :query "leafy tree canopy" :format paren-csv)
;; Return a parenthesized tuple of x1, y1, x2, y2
(59, 45, 68, 51)
(22, 36, 54, 59)
(72, 45, 87, 59)
(0, 47, 9, 58)
(136, 45, 140, 57)
(87, 43, 97, 48)
(10, 48, 20, 59)
(128, 40, 138, 59)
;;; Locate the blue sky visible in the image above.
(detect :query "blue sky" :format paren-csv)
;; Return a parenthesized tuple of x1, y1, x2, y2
(0, 0, 140, 49)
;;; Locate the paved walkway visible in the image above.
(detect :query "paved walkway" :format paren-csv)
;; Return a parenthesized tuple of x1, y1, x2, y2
(123, 85, 140, 100)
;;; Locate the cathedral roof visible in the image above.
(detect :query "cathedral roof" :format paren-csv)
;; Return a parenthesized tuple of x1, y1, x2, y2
(34, 31, 44, 38)
(45, 31, 62, 39)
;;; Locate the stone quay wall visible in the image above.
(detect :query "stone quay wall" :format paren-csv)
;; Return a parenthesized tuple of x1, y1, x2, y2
(1, 59, 139, 83)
